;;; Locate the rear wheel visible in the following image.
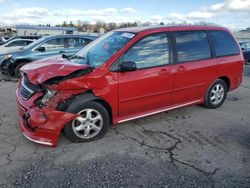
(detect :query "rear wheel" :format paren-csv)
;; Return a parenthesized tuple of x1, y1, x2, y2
(204, 79, 228, 109)
(14, 63, 26, 78)
(64, 101, 110, 143)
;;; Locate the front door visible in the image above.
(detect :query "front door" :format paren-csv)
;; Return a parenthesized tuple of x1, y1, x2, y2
(33, 38, 66, 60)
(118, 32, 175, 119)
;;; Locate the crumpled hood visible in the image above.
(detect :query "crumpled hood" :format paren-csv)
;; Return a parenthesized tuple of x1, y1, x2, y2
(20, 57, 91, 84)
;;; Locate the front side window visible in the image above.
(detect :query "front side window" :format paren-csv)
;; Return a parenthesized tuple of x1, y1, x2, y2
(124, 33, 169, 69)
(69, 31, 135, 67)
(174, 31, 211, 62)
(39, 38, 65, 51)
(209, 30, 240, 57)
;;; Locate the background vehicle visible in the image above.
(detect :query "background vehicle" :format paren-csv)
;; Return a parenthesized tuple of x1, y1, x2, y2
(239, 42, 250, 63)
(0, 39, 36, 67)
(0, 35, 97, 77)
(16, 26, 244, 147)
(0, 37, 7, 44)
(0, 36, 40, 45)
(0, 39, 34, 52)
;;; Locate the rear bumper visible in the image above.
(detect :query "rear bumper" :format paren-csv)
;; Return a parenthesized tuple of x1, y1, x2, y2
(16, 89, 78, 147)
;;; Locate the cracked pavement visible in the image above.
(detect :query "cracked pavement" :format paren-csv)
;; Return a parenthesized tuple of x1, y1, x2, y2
(0, 66, 250, 187)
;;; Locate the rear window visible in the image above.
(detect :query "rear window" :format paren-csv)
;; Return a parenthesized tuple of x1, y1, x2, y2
(209, 30, 240, 57)
(174, 31, 211, 62)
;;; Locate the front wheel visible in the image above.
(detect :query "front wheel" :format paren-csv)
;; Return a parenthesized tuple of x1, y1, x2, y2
(204, 79, 228, 109)
(64, 101, 110, 143)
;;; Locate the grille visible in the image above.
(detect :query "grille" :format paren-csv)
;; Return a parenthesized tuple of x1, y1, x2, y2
(20, 79, 35, 100)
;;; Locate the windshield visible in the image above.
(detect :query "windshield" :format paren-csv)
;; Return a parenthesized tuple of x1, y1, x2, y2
(68, 31, 136, 67)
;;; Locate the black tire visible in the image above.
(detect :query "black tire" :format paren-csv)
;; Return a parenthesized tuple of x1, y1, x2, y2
(64, 101, 110, 143)
(204, 79, 228, 109)
(14, 63, 26, 78)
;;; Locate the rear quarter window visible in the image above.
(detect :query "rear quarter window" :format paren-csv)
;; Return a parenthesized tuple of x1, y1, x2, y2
(209, 30, 240, 57)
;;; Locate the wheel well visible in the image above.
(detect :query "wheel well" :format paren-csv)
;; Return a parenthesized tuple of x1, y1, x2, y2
(14, 59, 32, 69)
(218, 76, 230, 91)
(57, 91, 113, 122)
(94, 99, 113, 121)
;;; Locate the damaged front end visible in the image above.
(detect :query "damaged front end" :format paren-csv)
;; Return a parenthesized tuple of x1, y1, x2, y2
(16, 62, 94, 147)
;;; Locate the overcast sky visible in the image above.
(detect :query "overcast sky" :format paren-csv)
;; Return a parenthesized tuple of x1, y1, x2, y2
(0, 0, 250, 30)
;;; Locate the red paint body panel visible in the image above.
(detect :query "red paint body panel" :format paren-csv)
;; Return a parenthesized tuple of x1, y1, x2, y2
(16, 26, 244, 147)
(16, 85, 79, 147)
(118, 65, 175, 118)
(172, 58, 218, 104)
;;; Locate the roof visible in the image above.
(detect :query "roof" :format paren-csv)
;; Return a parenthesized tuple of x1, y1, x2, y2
(16, 25, 77, 31)
(40, 34, 97, 40)
(8, 38, 34, 42)
(114, 25, 228, 33)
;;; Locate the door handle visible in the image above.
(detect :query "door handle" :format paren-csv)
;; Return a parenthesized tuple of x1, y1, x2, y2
(159, 68, 170, 75)
(176, 66, 186, 73)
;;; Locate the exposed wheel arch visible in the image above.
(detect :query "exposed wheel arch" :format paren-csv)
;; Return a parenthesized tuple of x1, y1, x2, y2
(60, 91, 113, 122)
(218, 76, 230, 91)
(93, 99, 113, 121)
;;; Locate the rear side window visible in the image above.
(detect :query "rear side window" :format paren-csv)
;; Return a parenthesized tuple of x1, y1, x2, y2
(209, 30, 240, 57)
(174, 31, 211, 62)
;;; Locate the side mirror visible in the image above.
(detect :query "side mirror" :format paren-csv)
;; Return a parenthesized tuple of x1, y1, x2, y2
(62, 54, 68, 59)
(120, 61, 137, 72)
(36, 46, 46, 52)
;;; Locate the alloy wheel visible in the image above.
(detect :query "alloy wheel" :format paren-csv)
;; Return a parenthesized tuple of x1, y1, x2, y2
(210, 84, 225, 105)
(72, 109, 103, 139)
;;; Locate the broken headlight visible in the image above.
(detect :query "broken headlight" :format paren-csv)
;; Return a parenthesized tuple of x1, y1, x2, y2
(41, 89, 57, 106)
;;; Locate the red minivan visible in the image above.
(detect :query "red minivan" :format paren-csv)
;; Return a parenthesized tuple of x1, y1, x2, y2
(16, 26, 244, 147)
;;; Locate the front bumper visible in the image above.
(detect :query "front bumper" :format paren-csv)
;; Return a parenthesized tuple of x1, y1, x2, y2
(16, 87, 78, 147)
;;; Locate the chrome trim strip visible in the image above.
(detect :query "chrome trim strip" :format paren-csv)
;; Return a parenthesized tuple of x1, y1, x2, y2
(118, 100, 202, 123)
(22, 132, 53, 146)
(21, 79, 34, 94)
